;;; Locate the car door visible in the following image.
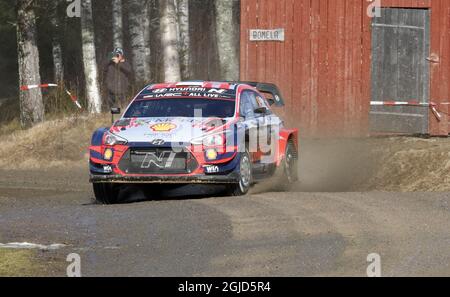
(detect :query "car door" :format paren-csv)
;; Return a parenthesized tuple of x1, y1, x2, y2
(253, 92, 279, 165)
(239, 91, 260, 164)
(240, 90, 279, 168)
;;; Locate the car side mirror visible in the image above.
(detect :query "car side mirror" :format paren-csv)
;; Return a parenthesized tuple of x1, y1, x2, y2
(266, 99, 275, 106)
(254, 107, 268, 115)
(111, 107, 121, 123)
(111, 107, 121, 115)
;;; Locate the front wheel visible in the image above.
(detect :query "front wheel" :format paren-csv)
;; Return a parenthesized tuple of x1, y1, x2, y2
(93, 183, 119, 204)
(226, 150, 253, 196)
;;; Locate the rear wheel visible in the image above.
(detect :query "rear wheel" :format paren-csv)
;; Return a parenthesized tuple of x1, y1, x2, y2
(227, 150, 253, 196)
(276, 141, 298, 191)
(93, 183, 119, 204)
(284, 141, 299, 183)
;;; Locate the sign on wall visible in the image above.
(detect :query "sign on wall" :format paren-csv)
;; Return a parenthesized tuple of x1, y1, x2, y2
(250, 29, 285, 42)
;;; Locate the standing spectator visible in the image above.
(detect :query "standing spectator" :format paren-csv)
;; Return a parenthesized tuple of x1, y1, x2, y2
(103, 47, 132, 109)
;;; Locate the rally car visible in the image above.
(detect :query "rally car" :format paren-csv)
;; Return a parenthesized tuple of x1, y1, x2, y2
(89, 81, 299, 204)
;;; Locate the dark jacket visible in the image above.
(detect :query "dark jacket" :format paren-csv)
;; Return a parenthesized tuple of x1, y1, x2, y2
(103, 60, 132, 95)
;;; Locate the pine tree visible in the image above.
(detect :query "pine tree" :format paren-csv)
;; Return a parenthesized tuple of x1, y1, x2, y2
(214, 0, 239, 81)
(177, 0, 191, 80)
(160, 0, 181, 82)
(129, 0, 151, 83)
(143, 0, 152, 81)
(49, 0, 64, 84)
(112, 0, 124, 49)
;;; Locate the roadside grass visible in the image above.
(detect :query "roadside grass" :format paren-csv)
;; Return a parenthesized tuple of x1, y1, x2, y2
(0, 249, 58, 277)
(0, 97, 20, 131)
(0, 118, 21, 136)
(362, 137, 450, 191)
(0, 88, 89, 137)
(0, 113, 110, 169)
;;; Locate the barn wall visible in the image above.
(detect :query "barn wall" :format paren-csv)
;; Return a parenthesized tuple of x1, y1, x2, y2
(381, 0, 450, 136)
(240, 0, 450, 137)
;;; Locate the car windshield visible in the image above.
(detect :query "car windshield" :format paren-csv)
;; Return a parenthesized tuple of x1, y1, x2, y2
(124, 98, 236, 118)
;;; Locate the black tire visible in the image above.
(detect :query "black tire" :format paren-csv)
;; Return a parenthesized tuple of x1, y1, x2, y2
(227, 150, 253, 196)
(93, 183, 119, 204)
(276, 140, 299, 191)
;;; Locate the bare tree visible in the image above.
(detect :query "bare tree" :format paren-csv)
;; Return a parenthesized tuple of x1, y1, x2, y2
(49, 0, 64, 83)
(214, 0, 239, 81)
(112, 0, 123, 49)
(16, 0, 45, 128)
(160, 0, 181, 82)
(129, 0, 151, 83)
(81, 0, 101, 113)
(177, 0, 191, 80)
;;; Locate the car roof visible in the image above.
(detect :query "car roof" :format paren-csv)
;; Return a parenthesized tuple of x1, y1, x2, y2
(135, 81, 285, 107)
(147, 81, 255, 91)
(133, 81, 247, 102)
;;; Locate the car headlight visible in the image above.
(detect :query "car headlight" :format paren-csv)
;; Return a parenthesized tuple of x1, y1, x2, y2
(192, 133, 225, 146)
(204, 134, 225, 146)
(104, 131, 128, 146)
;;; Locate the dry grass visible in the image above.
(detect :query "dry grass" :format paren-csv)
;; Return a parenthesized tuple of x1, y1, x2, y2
(0, 97, 20, 126)
(0, 114, 110, 169)
(0, 118, 21, 136)
(0, 249, 60, 277)
(363, 137, 450, 191)
(0, 250, 40, 277)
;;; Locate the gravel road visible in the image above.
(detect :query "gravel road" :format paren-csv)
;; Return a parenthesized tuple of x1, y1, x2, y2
(0, 167, 449, 277)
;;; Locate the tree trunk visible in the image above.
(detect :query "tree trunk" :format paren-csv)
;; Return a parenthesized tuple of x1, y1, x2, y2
(160, 0, 181, 82)
(16, 0, 45, 128)
(128, 0, 150, 83)
(143, 1, 152, 80)
(50, 0, 64, 83)
(81, 0, 101, 114)
(214, 0, 239, 81)
(177, 0, 191, 80)
(112, 0, 123, 49)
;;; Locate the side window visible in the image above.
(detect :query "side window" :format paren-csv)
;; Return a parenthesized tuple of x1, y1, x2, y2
(255, 94, 272, 114)
(239, 91, 257, 118)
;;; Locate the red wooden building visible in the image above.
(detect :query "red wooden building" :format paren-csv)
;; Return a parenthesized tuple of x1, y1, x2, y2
(240, 0, 450, 137)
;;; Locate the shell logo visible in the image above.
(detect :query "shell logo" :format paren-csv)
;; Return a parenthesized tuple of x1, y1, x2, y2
(150, 123, 177, 132)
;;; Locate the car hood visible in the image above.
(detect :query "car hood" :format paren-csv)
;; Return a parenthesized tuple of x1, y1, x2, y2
(110, 117, 232, 144)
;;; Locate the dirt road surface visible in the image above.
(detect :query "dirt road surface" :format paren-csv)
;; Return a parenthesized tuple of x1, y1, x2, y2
(0, 165, 449, 277)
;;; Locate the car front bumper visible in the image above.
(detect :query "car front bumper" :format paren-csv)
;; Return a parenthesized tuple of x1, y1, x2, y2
(90, 172, 240, 184)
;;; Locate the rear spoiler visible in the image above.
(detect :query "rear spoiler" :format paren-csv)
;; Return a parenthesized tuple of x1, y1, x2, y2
(234, 82, 286, 107)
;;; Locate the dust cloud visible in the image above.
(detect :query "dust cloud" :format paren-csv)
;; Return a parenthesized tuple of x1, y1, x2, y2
(296, 138, 382, 192)
(255, 136, 450, 193)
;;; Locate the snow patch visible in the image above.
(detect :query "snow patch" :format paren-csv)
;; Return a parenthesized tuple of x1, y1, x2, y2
(0, 242, 66, 250)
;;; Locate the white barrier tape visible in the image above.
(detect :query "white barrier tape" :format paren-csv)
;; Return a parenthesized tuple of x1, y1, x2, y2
(65, 89, 82, 109)
(20, 83, 82, 110)
(371, 101, 442, 121)
(371, 101, 434, 107)
(20, 84, 58, 91)
(431, 106, 442, 121)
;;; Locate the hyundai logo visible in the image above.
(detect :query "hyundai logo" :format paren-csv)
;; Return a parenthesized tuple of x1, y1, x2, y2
(151, 139, 165, 146)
